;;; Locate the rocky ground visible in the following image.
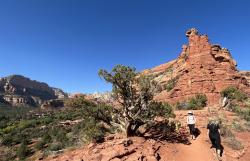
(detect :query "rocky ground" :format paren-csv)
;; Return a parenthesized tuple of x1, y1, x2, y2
(41, 109, 250, 161)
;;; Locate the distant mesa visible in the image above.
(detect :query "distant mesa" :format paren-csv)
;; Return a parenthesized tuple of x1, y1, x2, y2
(144, 28, 250, 105)
(0, 75, 68, 107)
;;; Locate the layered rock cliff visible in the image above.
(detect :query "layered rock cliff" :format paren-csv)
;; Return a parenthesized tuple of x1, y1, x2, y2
(144, 28, 249, 105)
(0, 75, 68, 107)
(240, 71, 250, 84)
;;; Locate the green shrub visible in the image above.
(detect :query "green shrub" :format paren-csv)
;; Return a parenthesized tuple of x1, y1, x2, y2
(1, 134, 13, 146)
(228, 104, 250, 122)
(175, 102, 189, 110)
(48, 142, 63, 151)
(42, 133, 52, 143)
(16, 141, 31, 160)
(35, 134, 52, 150)
(221, 87, 247, 102)
(220, 124, 234, 138)
(219, 122, 244, 150)
(188, 94, 207, 110)
(141, 101, 175, 119)
(40, 117, 53, 124)
(224, 137, 244, 150)
(239, 108, 250, 121)
(175, 94, 207, 110)
(35, 140, 46, 150)
(232, 120, 244, 132)
(19, 120, 37, 129)
(165, 77, 179, 92)
(81, 119, 106, 143)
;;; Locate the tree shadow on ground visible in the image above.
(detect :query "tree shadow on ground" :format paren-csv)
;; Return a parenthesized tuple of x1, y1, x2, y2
(138, 121, 191, 145)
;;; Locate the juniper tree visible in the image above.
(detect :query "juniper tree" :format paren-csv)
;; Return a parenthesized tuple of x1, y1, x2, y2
(99, 65, 174, 137)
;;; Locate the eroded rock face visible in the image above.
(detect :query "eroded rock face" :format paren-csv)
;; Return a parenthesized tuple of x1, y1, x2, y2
(146, 28, 249, 105)
(240, 71, 250, 84)
(0, 75, 67, 107)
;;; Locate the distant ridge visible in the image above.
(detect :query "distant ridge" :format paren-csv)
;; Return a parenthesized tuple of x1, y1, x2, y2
(0, 75, 68, 107)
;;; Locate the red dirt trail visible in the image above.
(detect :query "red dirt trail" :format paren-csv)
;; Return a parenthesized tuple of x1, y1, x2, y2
(41, 109, 250, 161)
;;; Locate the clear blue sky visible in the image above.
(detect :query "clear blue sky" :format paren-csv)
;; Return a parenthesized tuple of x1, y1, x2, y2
(0, 0, 250, 93)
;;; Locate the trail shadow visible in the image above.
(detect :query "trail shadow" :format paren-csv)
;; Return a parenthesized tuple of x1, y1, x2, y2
(220, 145, 224, 157)
(138, 121, 191, 145)
(194, 127, 201, 139)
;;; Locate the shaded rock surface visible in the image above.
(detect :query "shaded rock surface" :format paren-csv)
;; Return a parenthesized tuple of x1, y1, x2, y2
(240, 71, 250, 84)
(0, 75, 68, 107)
(144, 28, 249, 105)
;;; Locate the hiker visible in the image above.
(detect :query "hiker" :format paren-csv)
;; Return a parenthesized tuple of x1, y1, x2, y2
(187, 111, 196, 140)
(207, 118, 223, 158)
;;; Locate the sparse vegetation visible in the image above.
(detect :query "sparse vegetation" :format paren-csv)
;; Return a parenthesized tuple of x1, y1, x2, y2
(176, 94, 207, 110)
(16, 140, 32, 160)
(213, 116, 244, 150)
(221, 87, 250, 122)
(220, 124, 234, 138)
(231, 119, 245, 132)
(221, 87, 247, 102)
(165, 76, 179, 91)
(188, 94, 207, 110)
(224, 137, 244, 150)
(0, 101, 110, 161)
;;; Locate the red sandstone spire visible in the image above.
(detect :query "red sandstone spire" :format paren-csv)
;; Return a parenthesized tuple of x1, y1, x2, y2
(147, 28, 249, 105)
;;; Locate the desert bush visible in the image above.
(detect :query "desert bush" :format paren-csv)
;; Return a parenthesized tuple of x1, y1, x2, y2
(75, 118, 106, 143)
(188, 94, 207, 110)
(0, 148, 16, 161)
(244, 122, 250, 131)
(1, 134, 13, 146)
(165, 77, 179, 91)
(48, 142, 63, 151)
(175, 102, 189, 110)
(232, 120, 244, 132)
(228, 104, 250, 121)
(40, 117, 53, 124)
(19, 120, 37, 129)
(16, 141, 32, 160)
(65, 96, 95, 109)
(65, 96, 112, 124)
(218, 120, 244, 150)
(221, 87, 247, 102)
(224, 137, 244, 150)
(0, 116, 9, 129)
(140, 101, 175, 119)
(35, 134, 52, 150)
(239, 108, 250, 121)
(175, 94, 207, 110)
(35, 140, 46, 150)
(220, 124, 234, 138)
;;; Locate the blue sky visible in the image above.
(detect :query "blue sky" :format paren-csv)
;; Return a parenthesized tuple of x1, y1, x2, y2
(0, 0, 250, 93)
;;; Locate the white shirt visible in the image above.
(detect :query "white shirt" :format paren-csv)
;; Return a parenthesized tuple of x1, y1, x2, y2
(187, 115, 196, 125)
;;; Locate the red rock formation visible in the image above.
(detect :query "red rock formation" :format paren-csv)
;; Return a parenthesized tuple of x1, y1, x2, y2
(240, 71, 250, 84)
(147, 28, 249, 105)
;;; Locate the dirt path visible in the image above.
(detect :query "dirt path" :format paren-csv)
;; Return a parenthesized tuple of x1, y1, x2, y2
(169, 128, 218, 161)
(165, 110, 222, 161)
